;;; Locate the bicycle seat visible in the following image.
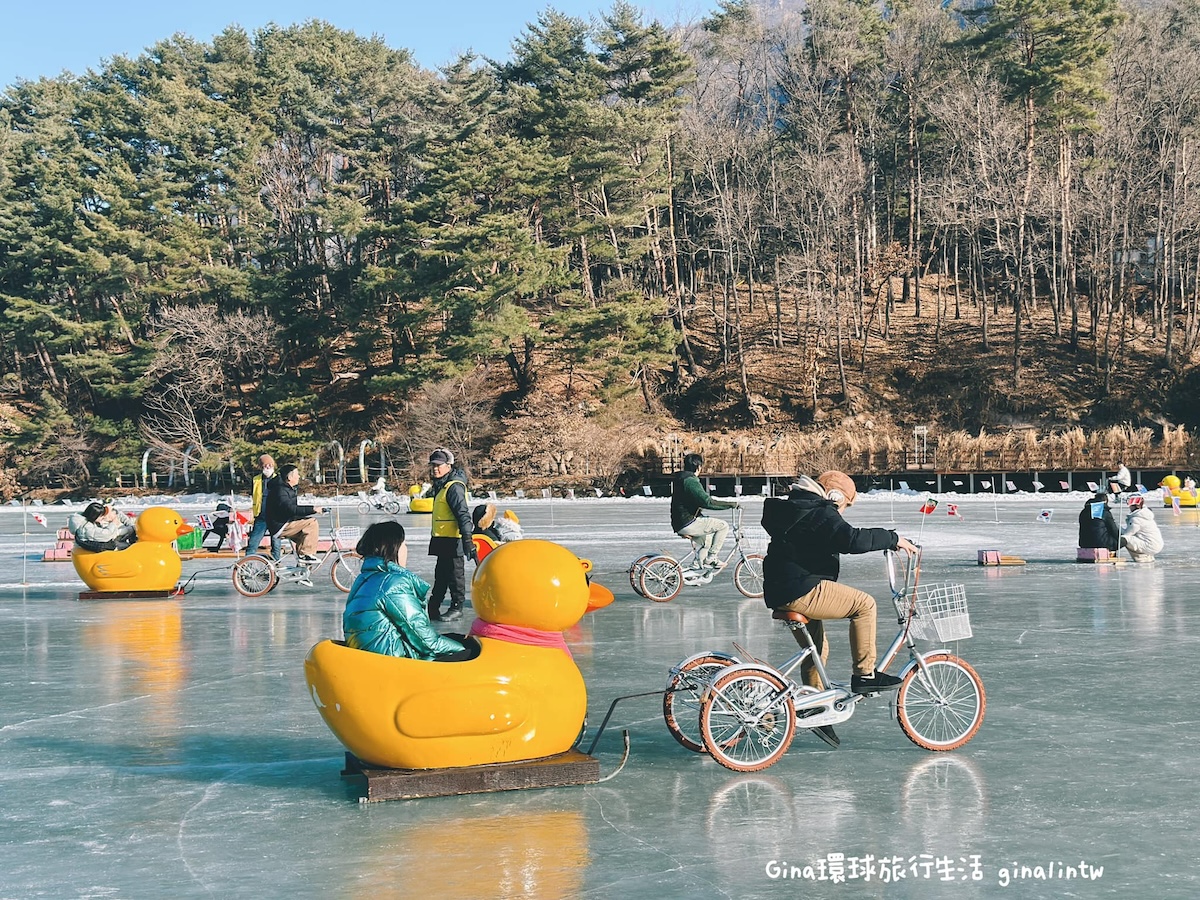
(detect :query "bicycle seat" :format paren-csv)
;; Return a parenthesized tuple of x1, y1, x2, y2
(771, 609, 810, 625)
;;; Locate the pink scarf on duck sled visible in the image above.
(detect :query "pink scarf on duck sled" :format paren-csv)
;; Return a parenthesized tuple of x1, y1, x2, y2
(468, 620, 572, 658)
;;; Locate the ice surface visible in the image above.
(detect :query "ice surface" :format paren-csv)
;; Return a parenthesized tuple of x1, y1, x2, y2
(1, 494, 1198, 898)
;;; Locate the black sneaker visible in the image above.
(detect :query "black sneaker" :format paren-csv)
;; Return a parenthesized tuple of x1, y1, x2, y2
(443, 607, 464, 622)
(298, 554, 318, 563)
(812, 725, 840, 748)
(851, 670, 903, 694)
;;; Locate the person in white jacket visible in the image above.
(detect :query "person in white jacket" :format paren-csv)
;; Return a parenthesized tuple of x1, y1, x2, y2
(1120, 495, 1164, 561)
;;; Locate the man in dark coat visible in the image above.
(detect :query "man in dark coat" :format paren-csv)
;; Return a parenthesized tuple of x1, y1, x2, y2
(265, 464, 325, 560)
(426, 448, 476, 621)
(762, 471, 918, 746)
(1078, 492, 1119, 552)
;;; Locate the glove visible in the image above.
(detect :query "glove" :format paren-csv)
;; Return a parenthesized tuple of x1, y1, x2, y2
(463, 541, 478, 563)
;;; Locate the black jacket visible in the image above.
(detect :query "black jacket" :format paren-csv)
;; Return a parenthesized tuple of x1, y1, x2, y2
(1078, 494, 1119, 551)
(265, 481, 318, 535)
(761, 487, 899, 608)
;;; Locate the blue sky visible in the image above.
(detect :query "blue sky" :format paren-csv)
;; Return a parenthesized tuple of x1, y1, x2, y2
(2, 1, 713, 89)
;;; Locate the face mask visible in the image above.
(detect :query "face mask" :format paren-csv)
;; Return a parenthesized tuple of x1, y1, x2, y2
(263, 467, 274, 477)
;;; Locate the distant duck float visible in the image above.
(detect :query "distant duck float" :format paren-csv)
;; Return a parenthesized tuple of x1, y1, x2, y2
(72, 506, 193, 593)
(1159, 475, 1199, 508)
(407, 484, 433, 514)
(305, 539, 606, 770)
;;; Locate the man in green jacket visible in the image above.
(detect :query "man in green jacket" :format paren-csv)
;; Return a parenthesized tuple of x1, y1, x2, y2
(670, 453, 739, 571)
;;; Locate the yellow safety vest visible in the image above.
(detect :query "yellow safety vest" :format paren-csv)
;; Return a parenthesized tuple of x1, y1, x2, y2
(431, 478, 467, 537)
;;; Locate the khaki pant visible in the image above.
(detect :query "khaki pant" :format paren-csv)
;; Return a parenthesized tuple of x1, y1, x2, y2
(277, 518, 319, 556)
(676, 516, 729, 565)
(780, 579, 879, 687)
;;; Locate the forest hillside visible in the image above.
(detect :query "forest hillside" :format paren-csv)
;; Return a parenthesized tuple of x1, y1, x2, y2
(3, 0, 1200, 496)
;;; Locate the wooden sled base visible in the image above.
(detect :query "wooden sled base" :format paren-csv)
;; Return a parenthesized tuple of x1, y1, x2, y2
(341, 749, 601, 802)
(77, 589, 178, 601)
(978, 555, 1026, 566)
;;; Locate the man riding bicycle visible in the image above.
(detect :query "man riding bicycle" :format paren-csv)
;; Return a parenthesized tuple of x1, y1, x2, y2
(670, 453, 739, 572)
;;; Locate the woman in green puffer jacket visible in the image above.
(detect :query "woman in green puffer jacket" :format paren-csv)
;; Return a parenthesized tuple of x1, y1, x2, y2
(342, 521, 474, 661)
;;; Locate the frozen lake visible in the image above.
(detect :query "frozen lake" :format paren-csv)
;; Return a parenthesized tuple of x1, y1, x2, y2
(1, 493, 1198, 898)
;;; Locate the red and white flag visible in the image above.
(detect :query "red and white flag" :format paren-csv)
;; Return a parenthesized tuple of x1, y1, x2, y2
(228, 520, 246, 552)
(919, 498, 939, 514)
(196, 514, 213, 531)
(31, 512, 47, 527)
(947, 503, 962, 518)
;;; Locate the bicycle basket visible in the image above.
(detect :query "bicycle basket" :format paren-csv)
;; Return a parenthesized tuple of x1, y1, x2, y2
(333, 526, 361, 552)
(907, 582, 972, 641)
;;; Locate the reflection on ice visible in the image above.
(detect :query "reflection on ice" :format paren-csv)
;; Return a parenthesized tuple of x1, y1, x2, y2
(0, 497, 1198, 898)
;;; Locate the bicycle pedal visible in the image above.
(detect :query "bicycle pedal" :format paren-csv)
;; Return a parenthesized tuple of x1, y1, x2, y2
(296, 578, 314, 587)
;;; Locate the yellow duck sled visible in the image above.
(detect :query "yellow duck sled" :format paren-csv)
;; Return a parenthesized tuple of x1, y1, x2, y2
(72, 506, 192, 593)
(305, 539, 605, 769)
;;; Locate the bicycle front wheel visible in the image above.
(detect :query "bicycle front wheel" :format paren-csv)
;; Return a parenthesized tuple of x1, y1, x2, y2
(896, 653, 986, 751)
(384, 500, 402, 515)
(232, 555, 277, 597)
(663, 654, 734, 753)
(733, 553, 765, 598)
(356, 501, 371, 514)
(331, 553, 362, 592)
(639, 555, 683, 602)
(700, 667, 795, 772)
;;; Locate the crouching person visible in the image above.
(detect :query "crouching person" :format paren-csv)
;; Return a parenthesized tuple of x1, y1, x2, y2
(1120, 495, 1164, 562)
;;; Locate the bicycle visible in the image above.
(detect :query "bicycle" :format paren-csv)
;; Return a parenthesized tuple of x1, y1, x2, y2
(232, 513, 363, 597)
(628, 506, 765, 602)
(664, 547, 985, 772)
(357, 491, 402, 515)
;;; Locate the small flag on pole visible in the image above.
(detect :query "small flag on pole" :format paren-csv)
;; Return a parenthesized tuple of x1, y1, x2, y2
(31, 512, 47, 527)
(952, 480, 963, 487)
(1037, 509, 1053, 523)
(899, 481, 911, 491)
(594, 488, 603, 497)
(1173, 495, 1182, 515)
(919, 498, 939, 514)
(235, 509, 251, 525)
(1060, 481, 1070, 490)
(541, 489, 551, 499)
(947, 503, 961, 518)
(1090, 502, 1106, 519)
(1006, 480, 1017, 492)
(196, 514, 213, 531)
(1087, 482, 1099, 492)
(641, 486, 652, 496)
(1032, 480, 1044, 490)
(980, 480, 991, 488)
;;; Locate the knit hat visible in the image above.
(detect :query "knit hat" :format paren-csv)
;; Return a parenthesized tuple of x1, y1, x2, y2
(817, 471, 858, 507)
(428, 448, 454, 466)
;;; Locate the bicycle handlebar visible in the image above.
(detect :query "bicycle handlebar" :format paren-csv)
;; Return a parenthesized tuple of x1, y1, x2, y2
(885, 545, 921, 598)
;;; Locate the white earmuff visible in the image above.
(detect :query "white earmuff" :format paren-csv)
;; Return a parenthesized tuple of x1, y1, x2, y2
(828, 489, 845, 504)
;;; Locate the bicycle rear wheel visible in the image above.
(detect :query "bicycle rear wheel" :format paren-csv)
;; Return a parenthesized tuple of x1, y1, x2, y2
(356, 501, 372, 514)
(331, 552, 362, 592)
(663, 654, 735, 753)
(896, 653, 986, 751)
(639, 555, 683, 602)
(232, 555, 277, 597)
(384, 500, 402, 514)
(700, 667, 795, 772)
(629, 553, 655, 597)
(733, 553, 765, 598)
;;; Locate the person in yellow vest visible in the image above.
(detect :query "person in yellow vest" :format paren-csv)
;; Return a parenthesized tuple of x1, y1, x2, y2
(246, 454, 281, 560)
(426, 448, 476, 621)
